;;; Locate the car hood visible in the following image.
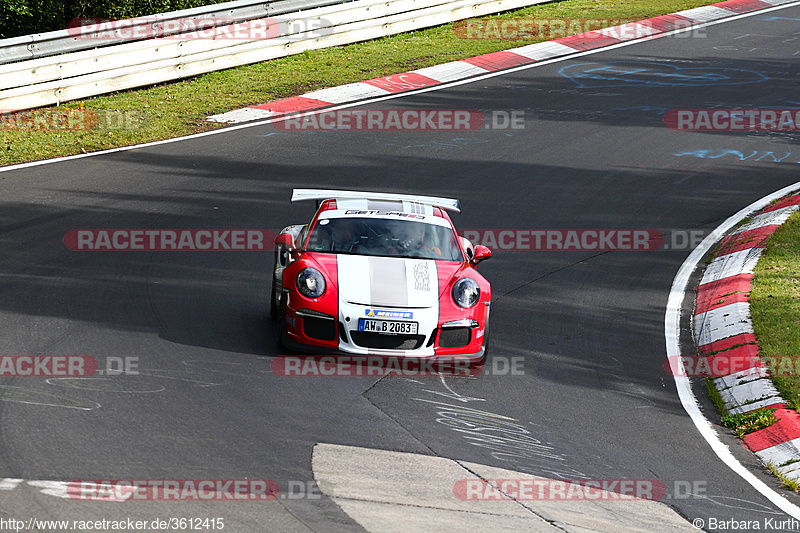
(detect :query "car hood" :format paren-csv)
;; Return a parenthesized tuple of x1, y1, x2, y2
(335, 255, 461, 308)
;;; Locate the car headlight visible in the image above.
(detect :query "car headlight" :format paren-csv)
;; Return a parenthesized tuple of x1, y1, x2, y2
(452, 278, 480, 308)
(296, 268, 326, 298)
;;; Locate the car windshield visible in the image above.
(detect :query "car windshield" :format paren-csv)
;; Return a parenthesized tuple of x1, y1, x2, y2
(306, 217, 463, 261)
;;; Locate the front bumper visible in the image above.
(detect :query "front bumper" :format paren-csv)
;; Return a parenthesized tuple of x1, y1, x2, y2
(282, 300, 489, 363)
(280, 334, 487, 365)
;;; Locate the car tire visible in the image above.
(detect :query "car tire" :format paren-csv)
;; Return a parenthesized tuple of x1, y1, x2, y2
(480, 319, 490, 363)
(275, 290, 287, 349)
(276, 314, 285, 349)
(270, 276, 279, 320)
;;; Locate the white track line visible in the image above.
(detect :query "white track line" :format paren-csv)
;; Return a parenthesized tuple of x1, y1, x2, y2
(666, 181, 800, 518)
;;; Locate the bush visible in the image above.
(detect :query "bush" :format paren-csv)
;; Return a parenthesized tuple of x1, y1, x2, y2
(0, 0, 232, 38)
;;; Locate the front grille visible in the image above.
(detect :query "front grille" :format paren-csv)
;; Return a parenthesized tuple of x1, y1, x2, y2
(438, 327, 471, 348)
(300, 315, 337, 341)
(350, 331, 425, 350)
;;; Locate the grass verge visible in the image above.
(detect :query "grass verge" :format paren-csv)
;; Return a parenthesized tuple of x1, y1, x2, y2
(2, 0, 716, 167)
(750, 210, 800, 411)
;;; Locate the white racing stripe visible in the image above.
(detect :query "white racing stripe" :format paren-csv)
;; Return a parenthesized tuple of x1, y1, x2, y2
(338, 255, 438, 308)
(369, 257, 409, 307)
(332, 198, 434, 215)
(337, 255, 439, 353)
(335, 199, 402, 211)
(337, 255, 371, 305)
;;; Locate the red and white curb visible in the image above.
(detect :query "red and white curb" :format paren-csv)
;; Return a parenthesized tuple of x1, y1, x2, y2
(693, 193, 800, 480)
(207, 0, 796, 124)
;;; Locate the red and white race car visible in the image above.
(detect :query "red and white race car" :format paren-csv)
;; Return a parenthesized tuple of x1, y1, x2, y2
(272, 189, 492, 363)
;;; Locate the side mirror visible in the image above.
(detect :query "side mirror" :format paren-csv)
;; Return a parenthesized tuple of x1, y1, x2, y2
(471, 245, 492, 265)
(459, 236, 474, 260)
(274, 232, 296, 251)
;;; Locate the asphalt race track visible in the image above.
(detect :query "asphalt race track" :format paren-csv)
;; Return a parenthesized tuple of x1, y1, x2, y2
(3, 4, 800, 532)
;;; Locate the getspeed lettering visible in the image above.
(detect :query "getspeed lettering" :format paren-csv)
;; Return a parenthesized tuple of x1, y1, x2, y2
(344, 210, 425, 219)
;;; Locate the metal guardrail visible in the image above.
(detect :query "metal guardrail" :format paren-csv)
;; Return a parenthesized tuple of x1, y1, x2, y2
(0, 0, 552, 112)
(0, 0, 348, 64)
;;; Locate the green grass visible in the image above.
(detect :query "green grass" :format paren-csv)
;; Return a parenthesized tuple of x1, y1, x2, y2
(720, 408, 779, 439)
(1, 0, 718, 166)
(764, 459, 800, 492)
(750, 210, 800, 411)
(706, 377, 728, 415)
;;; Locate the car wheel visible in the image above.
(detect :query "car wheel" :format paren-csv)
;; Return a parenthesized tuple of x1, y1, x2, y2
(480, 320, 490, 363)
(276, 313, 286, 349)
(275, 290, 287, 349)
(270, 276, 279, 320)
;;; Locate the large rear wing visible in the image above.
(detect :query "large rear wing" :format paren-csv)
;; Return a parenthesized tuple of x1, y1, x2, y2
(291, 189, 461, 213)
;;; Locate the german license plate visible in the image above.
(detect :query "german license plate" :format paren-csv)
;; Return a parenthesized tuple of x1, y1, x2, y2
(358, 318, 418, 335)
